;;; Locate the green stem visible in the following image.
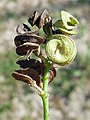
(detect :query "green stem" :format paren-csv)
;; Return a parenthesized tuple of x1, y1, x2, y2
(41, 93, 49, 120)
(41, 66, 50, 120)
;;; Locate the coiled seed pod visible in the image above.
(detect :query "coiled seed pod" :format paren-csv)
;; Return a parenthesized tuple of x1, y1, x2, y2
(46, 34, 77, 66)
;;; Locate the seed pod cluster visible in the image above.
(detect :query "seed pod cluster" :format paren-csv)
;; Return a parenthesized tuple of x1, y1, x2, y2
(12, 9, 57, 87)
(12, 9, 79, 87)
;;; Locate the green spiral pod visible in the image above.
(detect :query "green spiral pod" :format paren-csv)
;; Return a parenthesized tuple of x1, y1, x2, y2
(61, 11, 79, 30)
(46, 34, 77, 66)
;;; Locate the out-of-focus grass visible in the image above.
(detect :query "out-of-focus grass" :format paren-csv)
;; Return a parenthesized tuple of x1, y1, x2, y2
(0, 102, 12, 114)
(78, 0, 90, 4)
(0, 51, 18, 85)
(0, 50, 34, 115)
(0, 51, 19, 103)
(0, 50, 34, 95)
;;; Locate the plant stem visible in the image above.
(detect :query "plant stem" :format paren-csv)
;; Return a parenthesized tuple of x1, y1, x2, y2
(41, 66, 50, 120)
(41, 92, 49, 120)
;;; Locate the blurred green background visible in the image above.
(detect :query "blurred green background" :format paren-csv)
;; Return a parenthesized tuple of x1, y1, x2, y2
(0, 0, 90, 120)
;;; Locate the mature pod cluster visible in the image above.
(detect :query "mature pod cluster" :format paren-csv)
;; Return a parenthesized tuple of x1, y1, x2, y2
(12, 9, 56, 87)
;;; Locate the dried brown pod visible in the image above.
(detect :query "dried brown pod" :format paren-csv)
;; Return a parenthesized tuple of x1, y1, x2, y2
(16, 42, 40, 56)
(28, 9, 49, 28)
(17, 59, 40, 68)
(49, 67, 56, 83)
(16, 59, 56, 82)
(35, 9, 49, 28)
(16, 59, 45, 75)
(14, 34, 44, 47)
(43, 19, 53, 35)
(12, 71, 35, 85)
(28, 11, 38, 26)
(12, 68, 41, 87)
(16, 23, 31, 34)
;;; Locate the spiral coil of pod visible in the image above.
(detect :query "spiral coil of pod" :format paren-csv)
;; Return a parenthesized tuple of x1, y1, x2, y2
(45, 34, 77, 66)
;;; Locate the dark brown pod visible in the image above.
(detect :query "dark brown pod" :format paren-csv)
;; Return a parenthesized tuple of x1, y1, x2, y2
(16, 42, 39, 55)
(12, 71, 35, 85)
(12, 68, 41, 87)
(14, 34, 44, 47)
(35, 9, 49, 28)
(16, 23, 31, 34)
(28, 11, 38, 26)
(16, 59, 45, 75)
(28, 9, 49, 28)
(17, 59, 40, 68)
(43, 19, 52, 35)
(49, 67, 56, 83)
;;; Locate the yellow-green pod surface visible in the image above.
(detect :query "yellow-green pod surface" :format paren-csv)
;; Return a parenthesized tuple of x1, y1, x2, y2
(46, 34, 77, 66)
(61, 11, 79, 30)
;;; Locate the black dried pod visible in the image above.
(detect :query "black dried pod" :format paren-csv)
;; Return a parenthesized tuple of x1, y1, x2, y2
(12, 68, 41, 87)
(28, 9, 49, 29)
(16, 59, 45, 75)
(17, 59, 39, 68)
(14, 34, 44, 47)
(34, 9, 49, 28)
(28, 11, 38, 26)
(49, 67, 56, 83)
(16, 23, 31, 34)
(43, 19, 53, 35)
(17, 59, 40, 68)
(16, 42, 39, 56)
(12, 71, 35, 85)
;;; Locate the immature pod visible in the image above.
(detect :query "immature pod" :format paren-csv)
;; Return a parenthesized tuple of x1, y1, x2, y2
(61, 11, 79, 30)
(45, 34, 77, 66)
